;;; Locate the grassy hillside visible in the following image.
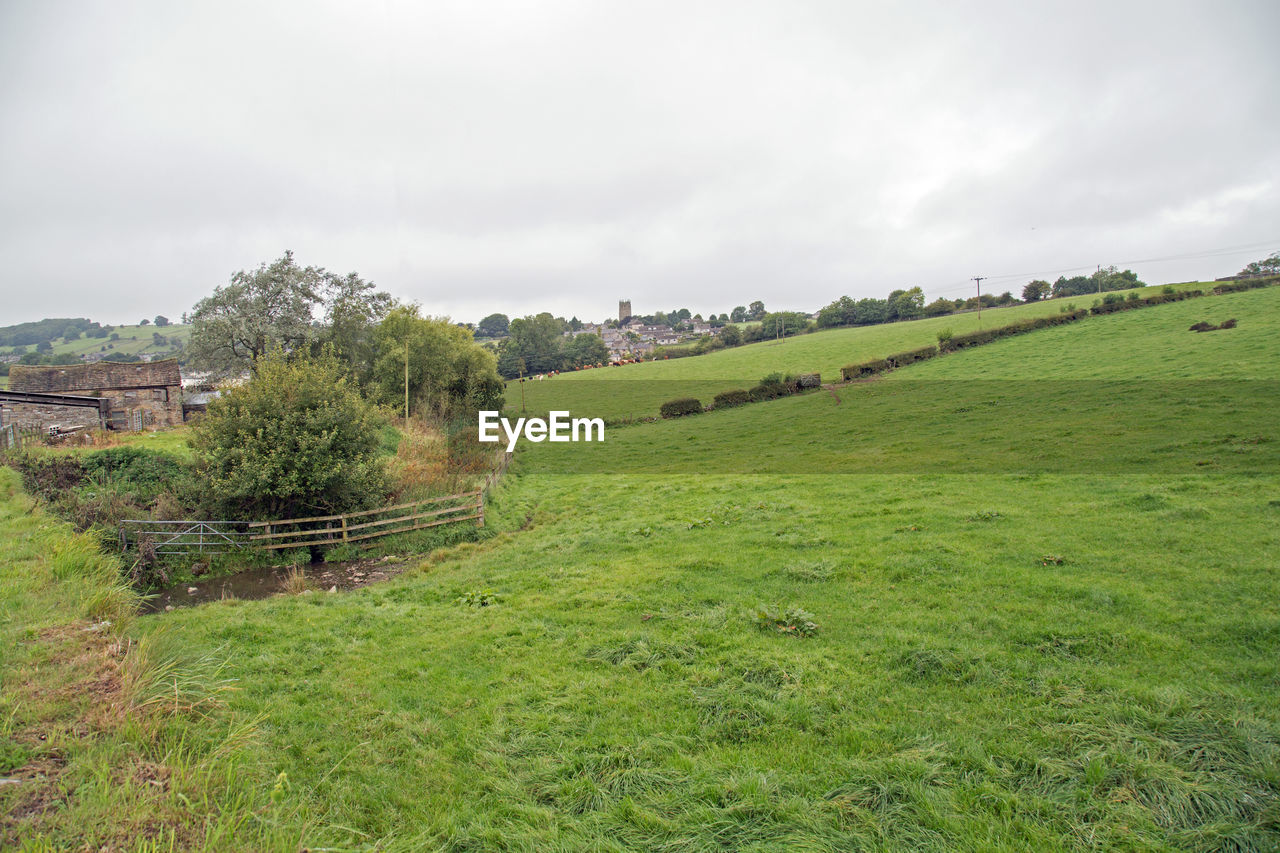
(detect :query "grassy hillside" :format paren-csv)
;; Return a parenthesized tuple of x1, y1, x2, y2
(0, 467, 290, 849)
(41, 323, 191, 360)
(71, 283, 1276, 849)
(508, 283, 1213, 421)
(1, 323, 190, 368)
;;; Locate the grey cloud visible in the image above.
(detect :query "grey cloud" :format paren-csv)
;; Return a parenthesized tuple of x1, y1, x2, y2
(1, 0, 1277, 326)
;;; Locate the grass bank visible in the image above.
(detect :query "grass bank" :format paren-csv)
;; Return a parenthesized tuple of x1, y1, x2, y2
(0, 466, 292, 849)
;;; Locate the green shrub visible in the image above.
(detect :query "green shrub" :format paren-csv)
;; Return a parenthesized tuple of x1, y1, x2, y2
(885, 345, 938, 368)
(659, 397, 703, 418)
(936, 327, 954, 344)
(1213, 276, 1279, 294)
(712, 389, 751, 409)
(82, 447, 186, 503)
(841, 358, 890, 380)
(190, 351, 390, 521)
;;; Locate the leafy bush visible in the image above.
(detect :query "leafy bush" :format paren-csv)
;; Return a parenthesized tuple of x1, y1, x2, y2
(748, 381, 794, 401)
(885, 345, 938, 368)
(841, 358, 890, 381)
(712, 389, 751, 409)
(753, 605, 818, 637)
(1091, 288, 1202, 315)
(1212, 276, 1279, 294)
(81, 447, 187, 503)
(190, 351, 390, 521)
(659, 397, 703, 418)
(936, 327, 953, 344)
(1190, 318, 1238, 333)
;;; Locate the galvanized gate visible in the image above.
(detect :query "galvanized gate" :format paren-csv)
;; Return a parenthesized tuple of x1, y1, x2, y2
(118, 519, 253, 555)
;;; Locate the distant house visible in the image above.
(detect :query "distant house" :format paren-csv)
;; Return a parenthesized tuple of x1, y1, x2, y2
(8, 359, 184, 431)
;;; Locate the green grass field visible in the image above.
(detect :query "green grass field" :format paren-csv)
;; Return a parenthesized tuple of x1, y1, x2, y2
(4, 284, 1278, 849)
(39, 323, 192, 360)
(506, 283, 1215, 421)
(1, 324, 191, 389)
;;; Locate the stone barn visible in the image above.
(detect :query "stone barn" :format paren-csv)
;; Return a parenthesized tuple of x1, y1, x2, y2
(8, 359, 184, 431)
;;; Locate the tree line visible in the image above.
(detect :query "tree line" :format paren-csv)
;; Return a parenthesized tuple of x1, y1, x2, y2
(184, 251, 503, 417)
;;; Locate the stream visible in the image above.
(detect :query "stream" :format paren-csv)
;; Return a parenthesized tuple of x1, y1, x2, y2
(141, 555, 411, 613)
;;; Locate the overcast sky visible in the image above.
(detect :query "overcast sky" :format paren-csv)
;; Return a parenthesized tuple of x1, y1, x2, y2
(2, 1, 1277, 327)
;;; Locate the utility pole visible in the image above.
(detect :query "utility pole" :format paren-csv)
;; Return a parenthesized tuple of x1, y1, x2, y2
(403, 340, 410, 421)
(1096, 264, 1102, 295)
(972, 276, 986, 328)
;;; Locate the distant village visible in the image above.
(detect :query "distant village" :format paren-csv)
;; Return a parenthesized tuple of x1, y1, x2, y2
(576, 300, 726, 361)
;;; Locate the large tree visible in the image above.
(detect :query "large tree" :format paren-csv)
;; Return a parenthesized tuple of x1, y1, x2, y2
(320, 271, 393, 385)
(372, 305, 503, 418)
(186, 251, 327, 376)
(888, 287, 925, 321)
(476, 313, 510, 338)
(1022, 280, 1051, 302)
(498, 312, 567, 376)
(1239, 252, 1280, 277)
(565, 332, 608, 367)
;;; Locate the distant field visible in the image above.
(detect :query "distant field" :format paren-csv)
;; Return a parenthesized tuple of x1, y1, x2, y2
(507, 282, 1218, 421)
(524, 285, 1280, 476)
(9, 323, 191, 361)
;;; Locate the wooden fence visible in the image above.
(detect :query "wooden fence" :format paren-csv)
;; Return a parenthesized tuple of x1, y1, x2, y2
(246, 490, 484, 551)
(118, 448, 514, 556)
(0, 424, 52, 452)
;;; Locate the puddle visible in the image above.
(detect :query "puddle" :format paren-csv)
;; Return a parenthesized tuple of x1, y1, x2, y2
(141, 556, 412, 613)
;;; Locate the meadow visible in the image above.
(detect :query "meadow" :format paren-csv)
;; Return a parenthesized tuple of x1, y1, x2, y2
(3, 283, 1278, 850)
(506, 282, 1212, 421)
(39, 323, 191, 361)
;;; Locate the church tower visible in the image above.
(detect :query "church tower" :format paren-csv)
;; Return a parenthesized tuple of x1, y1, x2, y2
(619, 299, 632, 323)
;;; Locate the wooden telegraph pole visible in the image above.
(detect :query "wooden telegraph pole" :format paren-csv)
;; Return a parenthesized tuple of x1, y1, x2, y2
(404, 340, 410, 421)
(972, 276, 986, 328)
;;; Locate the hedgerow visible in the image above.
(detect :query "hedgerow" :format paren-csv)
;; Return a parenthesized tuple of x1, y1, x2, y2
(659, 398, 703, 418)
(712, 389, 751, 409)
